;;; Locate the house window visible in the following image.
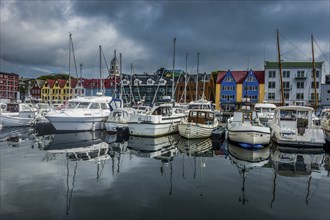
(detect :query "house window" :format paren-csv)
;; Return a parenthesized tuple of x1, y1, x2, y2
(297, 82, 304, 89)
(268, 93, 275, 99)
(283, 71, 290, 78)
(296, 93, 304, 100)
(268, 81, 275, 88)
(283, 81, 290, 89)
(311, 93, 318, 100)
(284, 92, 290, 100)
(268, 71, 276, 78)
(224, 77, 234, 82)
(311, 81, 319, 89)
(297, 70, 305, 78)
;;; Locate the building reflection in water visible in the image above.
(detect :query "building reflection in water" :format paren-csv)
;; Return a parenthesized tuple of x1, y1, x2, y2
(227, 141, 270, 205)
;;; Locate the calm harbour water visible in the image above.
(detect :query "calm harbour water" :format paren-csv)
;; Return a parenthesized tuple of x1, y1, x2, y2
(0, 126, 329, 220)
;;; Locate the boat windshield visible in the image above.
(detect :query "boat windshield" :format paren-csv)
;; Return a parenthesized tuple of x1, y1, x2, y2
(76, 102, 91, 109)
(280, 110, 296, 121)
(67, 102, 79, 109)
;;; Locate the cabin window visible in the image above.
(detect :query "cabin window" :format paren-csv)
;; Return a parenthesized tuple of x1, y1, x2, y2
(90, 103, 100, 109)
(67, 102, 79, 109)
(77, 102, 90, 109)
(100, 103, 108, 110)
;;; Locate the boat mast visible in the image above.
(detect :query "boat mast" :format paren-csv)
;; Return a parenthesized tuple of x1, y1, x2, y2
(311, 34, 318, 110)
(99, 45, 104, 95)
(69, 33, 71, 100)
(114, 50, 117, 98)
(119, 53, 122, 99)
(185, 53, 188, 103)
(276, 29, 284, 106)
(195, 52, 200, 101)
(172, 38, 176, 101)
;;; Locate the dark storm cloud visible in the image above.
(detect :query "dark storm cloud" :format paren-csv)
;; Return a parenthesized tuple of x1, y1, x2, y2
(0, 0, 329, 78)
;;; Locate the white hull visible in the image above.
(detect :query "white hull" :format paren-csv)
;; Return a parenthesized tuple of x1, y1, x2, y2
(228, 126, 270, 145)
(104, 122, 128, 133)
(271, 128, 326, 147)
(0, 114, 35, 127)
(45, 116, 106, 131)
(178, 123, 216, 139)
(128, 121, 180, 137)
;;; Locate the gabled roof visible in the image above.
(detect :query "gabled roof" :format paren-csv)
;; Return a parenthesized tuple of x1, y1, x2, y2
(216, 71, 227, 83)
(253, 71, 265, 84)
(57, 79, 67, 88)
(46, 79, 56, 88)
(34, 79, 45, 88)
(70, 79, 78, 88)
(231, 71, 248, 83)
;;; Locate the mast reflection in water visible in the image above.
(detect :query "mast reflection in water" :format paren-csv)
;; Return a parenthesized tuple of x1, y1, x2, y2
(0, 127, 329, 220)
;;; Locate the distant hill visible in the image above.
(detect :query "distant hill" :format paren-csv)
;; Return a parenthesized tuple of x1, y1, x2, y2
(37, 74, 76, 80)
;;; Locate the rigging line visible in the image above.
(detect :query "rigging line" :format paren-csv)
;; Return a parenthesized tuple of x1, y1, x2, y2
(279, 32, 311, 59)
(70, 36, 79, 79)
(101, 48, 110, 72)
(314, 39, 330, 63)
(281, 35, 310, 57)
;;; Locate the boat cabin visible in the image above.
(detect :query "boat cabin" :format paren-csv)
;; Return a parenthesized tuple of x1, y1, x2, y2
(188, 110, 215, 125)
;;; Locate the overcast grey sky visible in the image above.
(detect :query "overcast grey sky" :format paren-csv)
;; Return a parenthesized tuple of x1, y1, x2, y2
(1, 0, 329, 79)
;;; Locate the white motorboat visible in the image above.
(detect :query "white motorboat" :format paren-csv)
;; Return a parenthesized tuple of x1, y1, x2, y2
(127, 104, 186, 137)
(254, 103, 276, 126)
(178, 109, 219, 139)
(45, 96, 122, 131)
(320, 108, 330, 141)
(0, 102, 38, 127)
(104, 107, 137, 134)
(227, 110, 271, 148)
(269, 106, 326, 148)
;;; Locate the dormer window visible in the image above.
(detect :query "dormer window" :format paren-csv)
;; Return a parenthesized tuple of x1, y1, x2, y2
(159, 79, 166, 85)
(134, 79, 140, 86)
(122, 79, 129, 85)
(147, 79, 154, 85)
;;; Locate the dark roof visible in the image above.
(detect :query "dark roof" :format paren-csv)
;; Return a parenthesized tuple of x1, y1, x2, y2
(216, 70, 264, 84)
(252, 71, 265, 84)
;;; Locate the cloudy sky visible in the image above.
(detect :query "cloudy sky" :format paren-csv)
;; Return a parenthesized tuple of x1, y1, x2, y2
(1, 0, 329, 79)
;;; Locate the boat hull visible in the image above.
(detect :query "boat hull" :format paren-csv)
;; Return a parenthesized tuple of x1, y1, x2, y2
(0, 114, 35, 127)
(45, 115, 107, 131)
(178, 123, 216, 139)
(128, 121, 180, 137)
(227, 126, 270, 147)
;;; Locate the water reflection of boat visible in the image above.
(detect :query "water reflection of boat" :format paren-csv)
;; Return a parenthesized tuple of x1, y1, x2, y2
(270, 145, 327, 207)
(128, 134, 180, 158)
(177, 138, 213, 157)
(228, 142, 270, 205)
(1, 127, 34, 147)
(44, 131, 105, 151)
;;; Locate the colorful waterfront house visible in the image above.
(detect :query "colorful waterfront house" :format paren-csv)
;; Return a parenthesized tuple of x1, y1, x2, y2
(41, 79, 56, 103)
(82, 78, 116, 97)
(0, 72, 19, 101)
(216, 70, 245, 111)
(215, 70, 265, 111)
(72, 78, 85, 98)
(30, 79, 45, 101)
(241, 70, 265, 105)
